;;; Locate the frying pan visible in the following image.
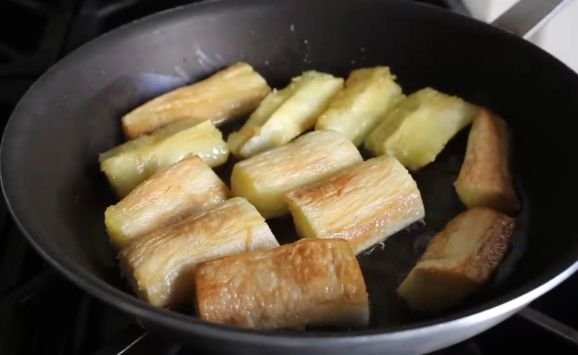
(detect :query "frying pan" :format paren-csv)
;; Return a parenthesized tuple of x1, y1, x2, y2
(2, 0, 578, 354)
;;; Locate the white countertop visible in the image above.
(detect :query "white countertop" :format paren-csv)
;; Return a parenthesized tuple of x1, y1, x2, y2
(464, 0, 578, 73)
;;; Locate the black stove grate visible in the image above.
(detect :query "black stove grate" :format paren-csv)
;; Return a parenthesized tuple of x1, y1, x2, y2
(0, 0, 76, 76)
(0, 1, 577, 355)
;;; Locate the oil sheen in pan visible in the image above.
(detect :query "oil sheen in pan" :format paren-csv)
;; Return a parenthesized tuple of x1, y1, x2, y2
(214, 121, 529, 330)
(64, 71, 525, 330)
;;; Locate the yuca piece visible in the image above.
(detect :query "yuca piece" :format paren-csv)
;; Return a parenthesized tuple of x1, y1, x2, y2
(364, 87, 479, 170)
(315, 67, 404, 145)
(100, 120, 228, 197)
(231, 130, 362, 218)
(397, 207, 515, 313)
(120, 197, 279, 309)
(285, 155, 424, 254)
(454, 108, 519, 214)
(227, 70, 343, 158)
(122, 62, 271, 139)
(195, 238, 369, 329)
(105, 156, 228, 249)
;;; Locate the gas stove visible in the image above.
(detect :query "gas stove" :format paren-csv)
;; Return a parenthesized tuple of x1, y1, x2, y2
(1, 1, 577, 354)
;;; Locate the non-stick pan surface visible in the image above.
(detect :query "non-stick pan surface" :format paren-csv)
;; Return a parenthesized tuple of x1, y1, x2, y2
(2, 0, 578, 354)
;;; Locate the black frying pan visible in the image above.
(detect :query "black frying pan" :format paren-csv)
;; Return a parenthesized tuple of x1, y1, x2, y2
(2, 0, 578, 354)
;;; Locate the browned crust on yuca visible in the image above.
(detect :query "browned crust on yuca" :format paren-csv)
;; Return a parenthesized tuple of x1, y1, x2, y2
(105, 156, 229, 248)
(420, 207, 515, 283)
(398, 207, 516, 312)
(285, 155, 424, 254)
(230, 130, 363, 218)
(194, 238, 369, 329)
(119, 197, 278, 309)
(454, 108, 520, 214)
(122, 62, 271, 138)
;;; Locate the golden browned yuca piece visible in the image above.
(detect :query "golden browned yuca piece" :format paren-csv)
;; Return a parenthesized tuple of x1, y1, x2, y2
(195, 238, 369, 329)
(104, 156, 228, 249)
(120, 197, 279, 308)
(227, 70, 343, 158)
(364, 87, 479, 170)
(122, 62, 271, 139)
(100, 120, 229, 197)
(397, 207, 515, 313)
(231, 130, 362, 218)
(285, 155, 424, 254)
(315, 67, 404, 145)
(454, 109, 520, 214)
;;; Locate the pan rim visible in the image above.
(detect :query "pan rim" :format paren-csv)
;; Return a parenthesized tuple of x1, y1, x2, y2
(2, 0, 578, 345)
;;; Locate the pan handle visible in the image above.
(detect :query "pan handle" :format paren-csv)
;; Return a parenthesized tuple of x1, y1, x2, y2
(491, 0, 574, 39)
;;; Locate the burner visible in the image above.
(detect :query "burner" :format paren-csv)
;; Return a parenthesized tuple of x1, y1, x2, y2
(0, 0, 74, 76)
(0, 2, 48, 53)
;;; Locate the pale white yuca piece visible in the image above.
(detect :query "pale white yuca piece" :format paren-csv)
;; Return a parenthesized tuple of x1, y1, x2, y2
(315, 67, 404, 145)
(195, 238, 369, 329)
(227, 70, 343, 158)
(397, 207, 515, 313)
(454, 108, 519, 215)
(231, 130, 362, 218)
(285, 155, 424, 254)
(104, 156, 228, 249)
(364, 87, 479, 170)
(122, 62, 271, 139)
(120, 197, 279, 309)
(100, 120, 228, 197)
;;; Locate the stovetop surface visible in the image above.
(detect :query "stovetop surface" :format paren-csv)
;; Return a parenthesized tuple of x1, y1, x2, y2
(0, 1, 577, 354)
